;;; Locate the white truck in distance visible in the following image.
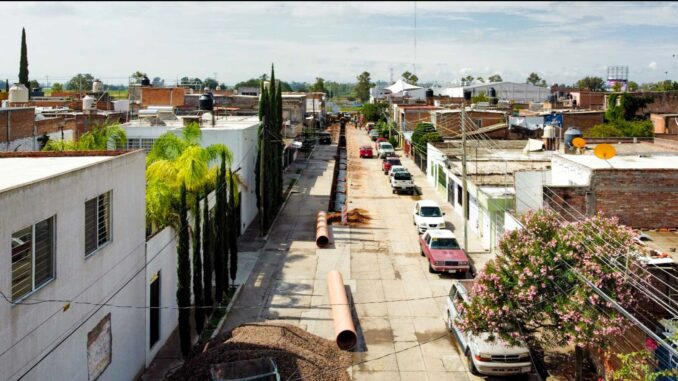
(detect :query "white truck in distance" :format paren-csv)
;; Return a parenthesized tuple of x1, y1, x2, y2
(446, 280, 532, 376)
(377, 142, 395, 158)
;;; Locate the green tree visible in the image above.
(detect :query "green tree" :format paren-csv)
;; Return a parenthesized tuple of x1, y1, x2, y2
(488, 74, 503, 83)
(585, 120, 653, 138)
(361, 103, 387, 122)
(401, 71, 419, 85)
(471, 91, 489, 103)
(66, 73, 95, 92)
(526, 72, 546, 86)
(202, 185, 213, 314)
(576, 76, 606, 91)
(19, 28, 28, 88)
(353, 71, 374, 103)
(476, 77, 485, 83)
(310, 77, 326, 93)
(28, 79, 40, 90)
(131, 71, 147, 81)
(176, 184, 192, 356)
(228, 168, 239, 287)
(627, 81, 639, 91)
(203, 78, 218, 90)
(192, 195, 204, 334)
(214, 153, 227, 303)
(458, 211, 641, 381)
(43, 123, 127, 151)
(50, 83, 63, 93)
(461, 75, 474, 86)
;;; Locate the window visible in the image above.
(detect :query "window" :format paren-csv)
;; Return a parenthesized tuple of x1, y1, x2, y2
(85, 191, 111, 256)
(420, 206, 442, 217)
(431, 238, 461, 250)
(11, 216, 55, 302)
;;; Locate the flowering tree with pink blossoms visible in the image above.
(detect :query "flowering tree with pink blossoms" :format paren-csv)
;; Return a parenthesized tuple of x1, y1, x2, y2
(457, 210, 642, 381)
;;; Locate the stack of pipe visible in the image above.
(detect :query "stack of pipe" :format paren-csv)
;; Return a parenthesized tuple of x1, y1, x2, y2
(326, 270, 357, 350)
(316, 211, 329, 247)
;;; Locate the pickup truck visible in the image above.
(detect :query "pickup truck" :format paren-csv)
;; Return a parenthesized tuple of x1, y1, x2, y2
(419, 229, 470, 275)
(391, 171, 415, 194)
(446, 280, 533, 376)
(377, 142, 395, 158)
(382, 157, 401, 175)
(388, 165, 408, 179)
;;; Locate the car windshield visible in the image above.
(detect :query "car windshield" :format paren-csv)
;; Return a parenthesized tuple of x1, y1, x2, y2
(392, 167, 407, 173)
(394, 172, 411, 180)
(380, 143, 393, 149)
(388, 159, 401, 165)
(430, 237, 460, 249)
(420, 206, 442, 217)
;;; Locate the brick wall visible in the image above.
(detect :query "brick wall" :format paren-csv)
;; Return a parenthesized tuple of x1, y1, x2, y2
(141, 87, 185, 107)
(434, 111, 505, 137)
(562, 112, 604, 133)
(545, 169, 678, 229)
(0, 107, 35, 143)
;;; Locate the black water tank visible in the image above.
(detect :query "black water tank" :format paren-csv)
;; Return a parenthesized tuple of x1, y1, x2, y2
(199, 93, 214, 110)
(489, 87, 497, 98)
(463, 90, 472, 101)
(141, 76, 151, 86)
(425, 89, 434, 98)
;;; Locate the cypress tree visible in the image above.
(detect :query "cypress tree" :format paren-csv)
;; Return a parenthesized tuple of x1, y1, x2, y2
(276, 79, 284, 209)
(19, 28, 28, 88)
(228, 168, 238, 287)
(192, 195, 204, 334)
(202, 185, 213, 314)
(259, 86, 270, 234)
(176, 184, 192, 356)
(213, 163, 224, 303)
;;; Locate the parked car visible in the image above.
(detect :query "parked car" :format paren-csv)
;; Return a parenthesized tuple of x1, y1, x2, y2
(369, 129, 380, 141)
(419, 229, 470, 274)
(318, 131, 332, 145)
(382, 156, 402, 174)
(359, 145, 374, 158)
(377, 142, 395, 158)
(412, 200, 445, 233)
(366, 122, 375, 132)
(391, 171, 415, 194)
(446, 280, 532, 376)
(388, 165, 408, 179)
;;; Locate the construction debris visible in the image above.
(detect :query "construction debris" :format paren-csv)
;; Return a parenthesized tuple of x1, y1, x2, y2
(169, 323, 352, 381)
(326, 208, 371, 225)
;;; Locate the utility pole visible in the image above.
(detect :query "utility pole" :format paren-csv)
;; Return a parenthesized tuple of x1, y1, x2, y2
(461, 106, 468, 253)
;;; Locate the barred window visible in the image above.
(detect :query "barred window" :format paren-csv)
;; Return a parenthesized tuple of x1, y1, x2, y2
(126, 138, 141, 150)
(11, 216, 55, 302)
(85, 191, 111, 256)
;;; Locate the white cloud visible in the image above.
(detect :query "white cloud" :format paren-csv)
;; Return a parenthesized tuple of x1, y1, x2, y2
(649, 61, 658, 69)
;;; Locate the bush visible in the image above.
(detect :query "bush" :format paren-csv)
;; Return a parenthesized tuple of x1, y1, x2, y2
(361, 103, 388, 122)
(585, 120, 653, 138)
(389, 136, 398, 148)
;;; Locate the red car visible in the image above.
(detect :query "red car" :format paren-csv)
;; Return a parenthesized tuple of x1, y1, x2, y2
(382, 156, 401, 174)
(359, 145, 373, 158)
(419, 229, 471, 275)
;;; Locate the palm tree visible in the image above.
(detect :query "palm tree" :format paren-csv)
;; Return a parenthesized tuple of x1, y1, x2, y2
(43, 123, 127, 151)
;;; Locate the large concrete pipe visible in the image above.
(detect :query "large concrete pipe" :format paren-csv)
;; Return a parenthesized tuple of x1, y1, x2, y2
(326, 271, 357, 350)
(316, 211, 330, 247)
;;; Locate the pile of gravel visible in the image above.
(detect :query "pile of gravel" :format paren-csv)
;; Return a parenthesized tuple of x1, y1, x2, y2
(169, 323, 352, 381)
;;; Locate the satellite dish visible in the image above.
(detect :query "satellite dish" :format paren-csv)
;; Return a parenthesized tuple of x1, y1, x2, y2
(572, 137, 586, 148)
(594, 144, 616, 160)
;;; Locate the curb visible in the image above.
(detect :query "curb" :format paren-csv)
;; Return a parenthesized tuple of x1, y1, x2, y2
(210, 284, 244, 339)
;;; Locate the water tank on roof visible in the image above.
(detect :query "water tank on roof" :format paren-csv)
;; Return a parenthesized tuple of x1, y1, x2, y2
(216, 86, 222, 91)
(564, 127, 582, 148)
(543, 124, 556, 138)
(82, 95, 96, 110)
(92, 79, 104, 93)
(199, 93, 214, 111)
(204, 86, 211, 92)
(9, 84, 29, 103)
(141, 76, 151, 86)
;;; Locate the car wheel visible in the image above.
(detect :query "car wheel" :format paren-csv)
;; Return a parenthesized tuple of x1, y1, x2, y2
(466, 349, 480, 375)
(392, 189, 396, 194)
(420, 249, 425, 257)
(428, 262, 436, 274)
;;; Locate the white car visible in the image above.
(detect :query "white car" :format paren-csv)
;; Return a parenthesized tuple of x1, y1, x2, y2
(388, 165, 408, 179)
(377, 142, 395, 158)
(446, 280, 532, 376)
(391, 171, 415, 194)
(412, 200, 446, 233)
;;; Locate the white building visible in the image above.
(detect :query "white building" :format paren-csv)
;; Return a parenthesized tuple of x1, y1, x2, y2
(370, 79, 427, 103)
(441, 82, 551, 103)
(0, 150, 147, 381)
(123, 115, 261, 233)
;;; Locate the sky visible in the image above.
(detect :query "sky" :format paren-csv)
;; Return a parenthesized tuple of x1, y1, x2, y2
(1, 1, 678, 87)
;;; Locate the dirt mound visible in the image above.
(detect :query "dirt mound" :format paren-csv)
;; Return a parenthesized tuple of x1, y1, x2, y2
(169, 323, 351, 381)
(326, 208, 371, 225)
